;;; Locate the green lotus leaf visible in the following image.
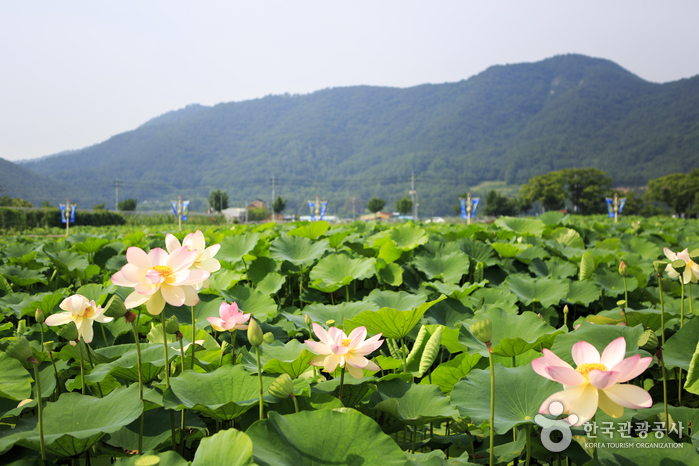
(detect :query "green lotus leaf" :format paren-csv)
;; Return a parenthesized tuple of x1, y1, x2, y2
(503, 274, 569, 308)
(428, 280, 487, 300)
(514, 245, 550, 264)
(207, 268, 243, 292)
(313, 375, 377, 406)
(548, 321, 645, 367)
(87, 343, 178, 384)
(0, 265, 46, 287)
(451, 364, 559, 434)
(683, 340, 699, 395)
(343, 295, 447, 340)
(327, 230, 350, 250)
(283, 301, 379, 329)
(309, 254, 376, 292)
(619, 236, 662, 261)
(217, 233, 261, 263)
(378, 238, 403, 263)
(469, 287, 519, 314)
(247, 256, 279, 283)
(75, 283, 111, 305)
(419, 352, 482, 393)
(546, 227, 585, 249)
(422, 298, 474, 328)
(370, 378, 458, 425)
(376, 261, 404, 287)
(3, 384, 143, 457)
(564, 280, 600, 306)
(93, 241, 125, 269)
(74, 237, 109, 255)
(457, 238, 498, 266)
(579, 250, 595, 280)
(163, 365, 274, 421)
(0, 353, 31, 400)
(460, 308, 563, 358)
(247, 410, 408, 466)
(593, 268, 638, 297)
(414, 250, 470, 284)
(221, 285, 278, 322)
(492, 242, 531, 259)
(254, 272, 285, 295)
(529, 257, 577, 280)
(1, 243, 38, 262)
(663, 316, 699, 370)
(389, 223, 429, 251)
(44, 249, 90, 272)
(363, 289, 427, 311)
(288, 221, 329, 240)
(269, 235, 328, 268)
(239, 340, 315, 379)
(106, 409, 207, 454)
(191, 428, 255, 466)
(494, 217, 545, 237)
(539, 211, 564, 225)
(0, 274, 12, 294)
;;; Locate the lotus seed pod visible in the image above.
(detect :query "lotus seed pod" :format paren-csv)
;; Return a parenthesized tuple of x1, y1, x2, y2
(616, 300, 626, 309)
(470, 319, 492, 344)
(326, 319, 336, 327)
(164, 316, 180, 334)
(653, 260, 668, 274)
(672, 259, 686, 275)
(268, 373, 294, 399)
(35, 309, 45, 324)
(247, 318, 263, 346)
(638, 329, 658, 353)
(263, 332, 275, 344)
(6, 336, 34, 364)
(690, 249, 699, 264)
(619, 261, 628, 276)
(58, 321, 79, 341)
(124, 310, 137, 323)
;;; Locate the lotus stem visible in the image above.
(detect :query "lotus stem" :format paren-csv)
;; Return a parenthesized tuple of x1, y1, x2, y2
(658, 272, 666, 345)
(525, 424, 531, 466)
(32, 361, 46, 461)
(680, 281, 685, 328)
(78, 339, 86, 395)
(190, 306, 196, 370)
(488, 342, 495, 466)
(256, 344, 264, 420)
(339, 366, 346, 403)
(346, 285, 350, 303)
(129, 317, 144, 454)
(292, 394, 299, 413)
(101, 324, 109, 347)
(47, 350, 60, 399)
(232, 330, 237, 364)
(657, 347, 669, 433)
(161, 314, 176, 451)
(689, 283, 694, 316)
(84, 342, 103, 398)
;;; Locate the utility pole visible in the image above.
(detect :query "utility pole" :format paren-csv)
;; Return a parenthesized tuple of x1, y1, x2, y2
(409, 172, 418, 221)
(350, 196, 356, 221)
(245, 199, 248, 224)
(114, 179, 122, 211)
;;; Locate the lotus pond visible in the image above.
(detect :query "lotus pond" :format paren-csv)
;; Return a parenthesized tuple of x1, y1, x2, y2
(2, 213, 699, 465)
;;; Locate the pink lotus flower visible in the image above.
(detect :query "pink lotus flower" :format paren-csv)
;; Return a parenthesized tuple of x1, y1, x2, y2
(664, 248, 699, 284)
(533, 337, 652, 425)
(305, 323, 383, 379)
(206, 302, 250, 332)
(111, 246, 210, 315)
(45, 295, 113, 343)
(166, 230, 221, 290)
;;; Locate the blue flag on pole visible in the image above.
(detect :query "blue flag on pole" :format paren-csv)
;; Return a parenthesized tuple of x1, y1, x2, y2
(182, 201, 190, 221)
(606, 198, 614, 218)
(171, 201, 178, 217)
(308, 201, 316, 221)
(459, 198, 480, 219)
(471, 198, 480, 218)
(319, 201, 327, 220)
(59, 204, 76, 223)
(459, 198, 466, 219)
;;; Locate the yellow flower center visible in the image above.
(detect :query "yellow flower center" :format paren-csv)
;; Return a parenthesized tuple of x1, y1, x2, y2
(576, 363, 608, 381)
(84, 306, 95, 319)
(341, 339, 352, 347)
(152, 265, 175, 283)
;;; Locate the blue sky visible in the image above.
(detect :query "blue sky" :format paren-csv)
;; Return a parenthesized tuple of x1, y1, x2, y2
(2, 1, 698, 161)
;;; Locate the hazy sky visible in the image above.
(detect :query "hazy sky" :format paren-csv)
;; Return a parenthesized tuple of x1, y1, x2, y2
(2, 1, 698, 162)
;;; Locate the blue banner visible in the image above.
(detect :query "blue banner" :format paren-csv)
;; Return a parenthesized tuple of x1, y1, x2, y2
(606, 198, 614, 218)
(308, 201, 316, 221)
(459, 198, 467, 219)
(171, 201, 178, 217)
(59, 204, 76, 223)
(459, 198, 480, 219)
(182, 201, 190, 221)
(319, 201, 327, 220)
(619, 198, 625, 215)
(471, 198, 480, 218)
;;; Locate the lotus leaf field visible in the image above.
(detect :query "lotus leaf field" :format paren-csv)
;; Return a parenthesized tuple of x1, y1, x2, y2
(2, 214, 699, 465)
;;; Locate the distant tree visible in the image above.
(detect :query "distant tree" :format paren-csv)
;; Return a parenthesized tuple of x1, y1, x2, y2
(247, 206, 269, 221)
(367, 197, 386, 217)
(395, 197, 412, 215)
(483, 190, 518, 217)
(273, 196, 287, 214)
(93, 203, 106, 211)
(209, 189, 229, 212)
(7, 197, 33, 208)
(560, 168, 611, 214)
(42, 200, 52, 208)
(520, 173, 566, 211)
(118, 198, 137, 211)
(645, 169, 699, 216)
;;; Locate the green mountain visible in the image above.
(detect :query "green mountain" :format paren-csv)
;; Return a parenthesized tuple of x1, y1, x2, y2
(16, 54, 699, 217)
(0, 156, 71, 207)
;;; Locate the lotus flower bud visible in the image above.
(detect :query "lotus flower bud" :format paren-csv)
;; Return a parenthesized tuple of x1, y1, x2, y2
(653, 260, 668, 274)
(58, 321, 79, 341)
(690, 249, 699, 264)
(17, 320, 27, 335)
(220, 340, 230, 354)
(268, 373, 294, 399)
(638, 329, 658, 353)
(43, 341, 55, 352)
(247, 318, 263, 347)
(563, 305, 569, 316)
(305, 314, 311, 326)
(619, 261, 628, 276)
(6, 336, 35, 365)
(263, 332, 275, 344)
(672, 259, 686, 275)
(103, 295, 128, 318)
(470, 319, 492, 345)
(35, 309, 45, 324)
(164, 316, 180, 334)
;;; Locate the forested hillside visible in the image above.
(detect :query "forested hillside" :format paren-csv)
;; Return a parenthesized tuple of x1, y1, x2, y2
(15, 54, 699, 216)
